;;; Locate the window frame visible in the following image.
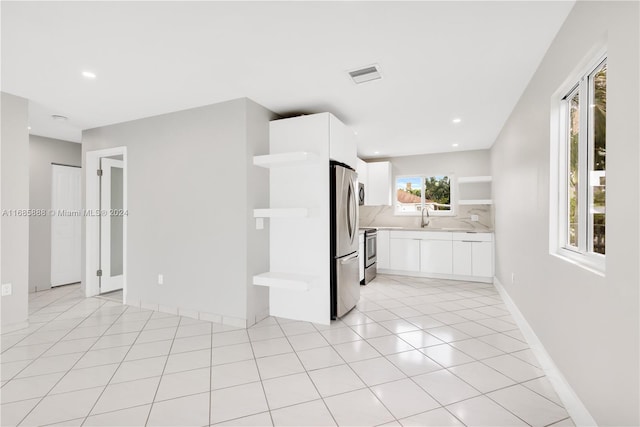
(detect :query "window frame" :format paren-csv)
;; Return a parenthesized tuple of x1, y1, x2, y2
(394, 174, 456, 217)
(552, 52, 607, 275)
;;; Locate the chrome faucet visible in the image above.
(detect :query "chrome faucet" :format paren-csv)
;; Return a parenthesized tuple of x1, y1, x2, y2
(421, 206, 430, 228)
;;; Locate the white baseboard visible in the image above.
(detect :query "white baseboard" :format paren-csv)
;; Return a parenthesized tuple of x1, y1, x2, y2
(1, 320, 30, 334)
(133, 300, 247, 328)
(493, 277, 597, 426)
(378, 268, 493, 284)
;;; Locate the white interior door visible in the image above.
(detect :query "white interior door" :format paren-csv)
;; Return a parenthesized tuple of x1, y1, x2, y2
(51, 165, 82, 286)
(100, 158, 125, 293)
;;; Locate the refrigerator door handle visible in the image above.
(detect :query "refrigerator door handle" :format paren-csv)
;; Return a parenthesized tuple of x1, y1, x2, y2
(348, 175, 358, 245)
(346, 179, 354, 241)
(340, 253, 359, 264)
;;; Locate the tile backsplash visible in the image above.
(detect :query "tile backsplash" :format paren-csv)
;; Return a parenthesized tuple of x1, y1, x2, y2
(359, 204, 494, 231)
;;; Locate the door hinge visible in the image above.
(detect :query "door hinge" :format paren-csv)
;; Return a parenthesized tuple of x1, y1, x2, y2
(97, 169, 103, 176)
(96, 269, 103, 277)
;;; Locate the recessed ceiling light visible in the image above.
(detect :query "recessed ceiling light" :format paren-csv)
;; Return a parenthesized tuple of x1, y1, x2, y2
(452, 118, 462, 124)
(452, 143, 459, 147)
(82, 71, 96, 79)
(51, 114, 68, 121)
(27, 126, 31, 130)
(373, 151, 380, 154)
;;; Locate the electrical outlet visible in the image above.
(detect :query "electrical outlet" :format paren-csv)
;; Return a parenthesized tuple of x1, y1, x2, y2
(158, 274, 164, 285)
(471, 214, 479, 222)
(256, 218, 264, 230)
(511, 273, 515, 285)
(1, 283, 12, 296)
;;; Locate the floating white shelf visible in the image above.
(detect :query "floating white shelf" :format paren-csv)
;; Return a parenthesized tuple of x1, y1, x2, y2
(252, 272, 314, 291)
(459, 199, 493, 205)
(253, 152, 318, 168)
(458, 176, 492, 183)
(253, 208, 309, 218)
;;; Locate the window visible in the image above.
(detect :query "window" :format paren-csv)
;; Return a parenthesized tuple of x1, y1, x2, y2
(555, 55, 606, 271)
(395, 175, 453, 215)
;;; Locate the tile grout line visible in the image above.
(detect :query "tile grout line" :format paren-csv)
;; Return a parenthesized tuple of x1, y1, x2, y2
(79, 306, 161, 426)
(349, 291, 561, 425)
(362, 279, 567, 425)
(208, 321, 214, 426)
(2, 278, 572, 427)
(142, 315, 184, 427)
(243, 323, 277, 427)
(350, 315, 471, 426)
(8, 331, 289, 392)
(310, 314, 411, 426)
(355, 289, 481, 425)
(7, 296, 110, 380)
(2, 287, 87, 352)
(13, 297, 119, 425)
(273, 317, 340, 427)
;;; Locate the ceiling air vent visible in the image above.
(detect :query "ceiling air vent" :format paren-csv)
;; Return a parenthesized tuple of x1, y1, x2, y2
(348, 64, 382, 84)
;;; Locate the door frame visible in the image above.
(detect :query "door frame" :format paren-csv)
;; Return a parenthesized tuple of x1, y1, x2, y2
(99, 158, 125, 293)
(85, 147, 127, 301)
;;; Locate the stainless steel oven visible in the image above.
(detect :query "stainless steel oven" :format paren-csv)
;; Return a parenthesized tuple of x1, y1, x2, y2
(364, 228, 377, 284)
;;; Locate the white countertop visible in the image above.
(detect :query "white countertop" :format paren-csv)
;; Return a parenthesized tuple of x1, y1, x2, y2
(370, 226, 494, 233)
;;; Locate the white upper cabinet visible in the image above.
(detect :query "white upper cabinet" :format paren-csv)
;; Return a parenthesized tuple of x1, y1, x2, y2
(359, 160, 392, 206)
(356, 158, 368, 188)
(329, 114, 357, 169)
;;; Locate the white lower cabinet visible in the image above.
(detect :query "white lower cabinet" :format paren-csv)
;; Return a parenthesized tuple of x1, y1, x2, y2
(389, 238, 420, 271)
(452, 233, 493, 278)
(452, 241, 473, 276)
(420, 240, 453, 275)
(471, 241, 493, 277)
(377, 230, 390, 269)
(379, 230, 493, 283)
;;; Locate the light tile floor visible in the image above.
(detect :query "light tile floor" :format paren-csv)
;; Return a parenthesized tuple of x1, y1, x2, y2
(1, 275, 574, 426)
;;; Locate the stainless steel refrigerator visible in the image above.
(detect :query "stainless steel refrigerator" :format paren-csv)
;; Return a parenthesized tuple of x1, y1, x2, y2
(330, 161, 360, 319)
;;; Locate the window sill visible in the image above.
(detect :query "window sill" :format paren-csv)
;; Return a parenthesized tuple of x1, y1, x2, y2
(551, 249, 605, 277)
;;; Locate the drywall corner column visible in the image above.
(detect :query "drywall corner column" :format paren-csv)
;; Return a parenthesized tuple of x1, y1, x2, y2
(1, 92, 30, 330)
(245, 99, 276, 326)
(29, 135, 81, 292)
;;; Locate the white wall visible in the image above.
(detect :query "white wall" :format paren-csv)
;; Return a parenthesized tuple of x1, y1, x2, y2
(361, 150, 493, 230)
(29, 135, 81, 292)
(490, 2, 639, 425)
(376, 149, 491, 177)
(82, 98, 274, 326)
(1, 92, 30, 330)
